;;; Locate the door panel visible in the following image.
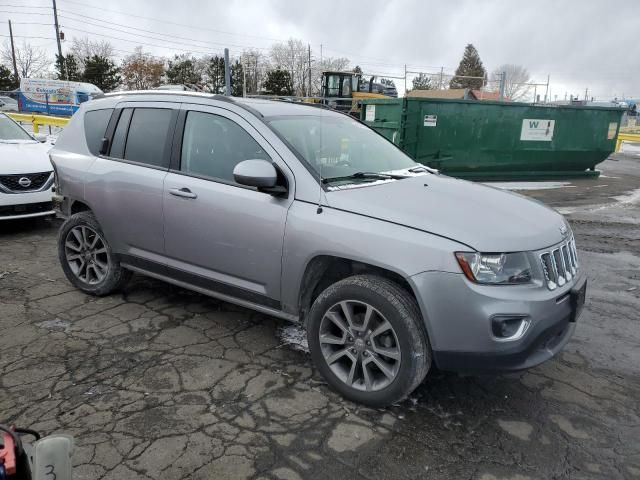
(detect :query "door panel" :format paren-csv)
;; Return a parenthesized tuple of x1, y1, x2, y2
(163, 105, 293, 303)
(84, 102, 179, 260)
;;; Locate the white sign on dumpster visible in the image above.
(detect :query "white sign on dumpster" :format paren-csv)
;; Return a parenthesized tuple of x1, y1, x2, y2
(365, 105, 376, 122)
(423, 114, 437, 127)
(520, 119, 555, 141)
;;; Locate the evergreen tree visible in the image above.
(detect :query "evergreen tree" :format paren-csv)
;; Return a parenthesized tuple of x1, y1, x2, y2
(412, 73, 433, 90)
(165, 55, 201, 86)
(0, 64, 18, 91)
(205, 55, 225, 94)
(82, 55, 121, 92)
(230, 60, 244, 96)
(263, 69, 293, 96)
(450, 44, 486, 90)
(55, 54, 82, 81)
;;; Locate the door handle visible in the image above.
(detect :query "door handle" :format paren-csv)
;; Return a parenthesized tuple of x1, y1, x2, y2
(169, 187, 197, 199)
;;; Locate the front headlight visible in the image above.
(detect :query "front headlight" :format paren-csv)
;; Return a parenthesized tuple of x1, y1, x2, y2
(455, 252, 532, 284)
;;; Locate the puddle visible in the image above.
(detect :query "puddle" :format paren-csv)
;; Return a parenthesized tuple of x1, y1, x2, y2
(36, 318, 71, 332)
(277, 324, 309, 353)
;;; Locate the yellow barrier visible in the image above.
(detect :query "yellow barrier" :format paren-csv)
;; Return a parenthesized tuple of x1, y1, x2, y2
(6, 112, 69, 133)
(616, 132, 640, 152)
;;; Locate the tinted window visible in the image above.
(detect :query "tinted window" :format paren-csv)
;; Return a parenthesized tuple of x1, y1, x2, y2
(83, 108, 113, 155)
(109, 108, 132, 159)
(180, 111, 270, 182)
(123, 108, 173, 168)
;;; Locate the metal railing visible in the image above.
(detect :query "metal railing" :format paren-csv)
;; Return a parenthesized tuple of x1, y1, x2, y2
(5, 112, 69, 134)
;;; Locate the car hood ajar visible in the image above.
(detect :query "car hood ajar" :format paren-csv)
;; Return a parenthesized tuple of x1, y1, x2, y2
(325, 174, 568, 252)
(0, 141, 53, 175)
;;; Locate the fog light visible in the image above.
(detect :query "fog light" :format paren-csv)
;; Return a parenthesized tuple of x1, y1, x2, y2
(491, 315, 530, 341)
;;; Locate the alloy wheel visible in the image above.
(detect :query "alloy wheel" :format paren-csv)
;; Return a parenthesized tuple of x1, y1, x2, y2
(64, 226, 109, 285)
(318, 300, 402, 391)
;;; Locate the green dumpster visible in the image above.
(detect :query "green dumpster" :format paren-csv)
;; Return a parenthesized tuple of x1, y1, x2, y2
(360, 97, 624, 180)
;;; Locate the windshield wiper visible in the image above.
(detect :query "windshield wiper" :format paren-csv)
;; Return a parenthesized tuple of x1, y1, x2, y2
(322, 171, 408, 184)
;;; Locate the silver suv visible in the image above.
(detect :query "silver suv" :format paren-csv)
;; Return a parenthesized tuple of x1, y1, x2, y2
(50, 92, 587, 407)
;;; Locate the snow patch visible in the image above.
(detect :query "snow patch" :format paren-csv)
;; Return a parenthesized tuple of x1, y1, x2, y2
(36, 318, 70, 331)
(277, 324, 309, 353)
(484, 181, 575, 191)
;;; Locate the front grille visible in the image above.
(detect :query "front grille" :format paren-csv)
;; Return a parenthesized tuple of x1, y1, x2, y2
(0, 172, 52, 192)
(540, 238, 579, 290)
(0, 201, 53, 217)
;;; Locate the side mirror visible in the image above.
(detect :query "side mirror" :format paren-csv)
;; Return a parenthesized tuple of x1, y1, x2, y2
(34, 133, 48, 143)
(233, 159, 286, 195)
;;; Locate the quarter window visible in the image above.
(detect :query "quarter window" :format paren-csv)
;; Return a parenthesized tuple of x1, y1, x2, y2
(84, 108, 113, 155)
(180, 111, 270, 183)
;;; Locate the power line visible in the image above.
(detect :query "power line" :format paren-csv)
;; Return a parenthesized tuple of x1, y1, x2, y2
(58, 0, 288, 44)
(60, 25, 233, 57)
(58, 12, 271, 52)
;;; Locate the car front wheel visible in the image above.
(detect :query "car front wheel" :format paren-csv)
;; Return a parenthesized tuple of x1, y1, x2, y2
(57, 211, 131, 296)
(307, 275, 431, 407)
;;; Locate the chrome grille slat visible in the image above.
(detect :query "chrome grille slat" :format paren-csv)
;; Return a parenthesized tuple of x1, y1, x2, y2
(539, 237, 579, 290)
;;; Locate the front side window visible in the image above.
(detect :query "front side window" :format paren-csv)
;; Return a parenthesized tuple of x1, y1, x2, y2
(180, 111, 270, 183)
(268, 114, 417, 183)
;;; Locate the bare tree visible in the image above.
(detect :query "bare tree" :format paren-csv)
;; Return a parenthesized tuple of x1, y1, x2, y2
(70, 36, 115, 70)
(269, 38, 310, 96)
(1, 40, 51, 79)
(490, 64, 531, 101)
(120, 47, 164, 90)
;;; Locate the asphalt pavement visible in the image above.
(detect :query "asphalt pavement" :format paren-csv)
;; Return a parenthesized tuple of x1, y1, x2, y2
(1, 155, 639, 480)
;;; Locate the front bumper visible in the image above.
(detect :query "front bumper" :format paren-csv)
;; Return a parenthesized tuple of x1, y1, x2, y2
(0, 188, 55, 220)
(410, 270, 586, 373)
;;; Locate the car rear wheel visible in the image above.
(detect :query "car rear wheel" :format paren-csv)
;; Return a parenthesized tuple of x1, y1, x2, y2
(57, 212, 131, 296)
(307, 275, 431, 407)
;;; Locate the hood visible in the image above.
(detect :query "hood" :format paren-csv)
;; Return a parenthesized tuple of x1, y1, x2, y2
(0, 141, 53, 175)
(325, 174, 567, 252)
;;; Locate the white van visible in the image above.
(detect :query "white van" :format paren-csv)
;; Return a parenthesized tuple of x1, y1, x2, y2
(18, 78, 103, 116)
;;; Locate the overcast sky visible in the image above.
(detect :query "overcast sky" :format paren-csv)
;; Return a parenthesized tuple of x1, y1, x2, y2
(3, 0, 639, 100)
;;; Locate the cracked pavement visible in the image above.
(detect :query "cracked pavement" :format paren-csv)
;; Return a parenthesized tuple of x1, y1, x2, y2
(1, 156, 639, 479)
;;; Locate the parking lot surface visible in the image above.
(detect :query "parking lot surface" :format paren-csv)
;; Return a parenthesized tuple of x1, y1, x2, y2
(1, 155, 639, 480)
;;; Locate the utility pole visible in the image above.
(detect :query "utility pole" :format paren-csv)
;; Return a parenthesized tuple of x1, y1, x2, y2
(584, 87, 588, 101)
(307, 44, 311, 97)
(242, 54, 246, 97)
(544, 74, 550, 103)
(439, 66, 444, 90)
(52, 0, 64, 79)
(8, 20, 19, 82)
(498, 70, 506, 101)
(403, 64, 407, 95)
(224, 48, 231, 96)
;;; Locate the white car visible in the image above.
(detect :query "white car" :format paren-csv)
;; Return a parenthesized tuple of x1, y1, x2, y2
(0, 113, 55, 220)
(0, 96, 19, 112)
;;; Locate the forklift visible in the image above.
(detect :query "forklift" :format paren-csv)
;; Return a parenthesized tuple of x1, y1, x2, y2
(320, 71, 390, 116)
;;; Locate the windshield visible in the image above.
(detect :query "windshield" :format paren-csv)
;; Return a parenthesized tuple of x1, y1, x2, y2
(268, 114, 417, 184)
(0, 114, 34, 142)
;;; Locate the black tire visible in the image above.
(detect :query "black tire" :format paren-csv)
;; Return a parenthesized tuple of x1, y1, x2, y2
(307, 274, 431, 407)
(57, 211, 131, 296)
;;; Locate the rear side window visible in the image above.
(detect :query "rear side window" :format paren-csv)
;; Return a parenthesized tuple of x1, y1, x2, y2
(109, 108, 132, 159)
(123, 108, 173, 168)
(84, 108, 113, 155)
